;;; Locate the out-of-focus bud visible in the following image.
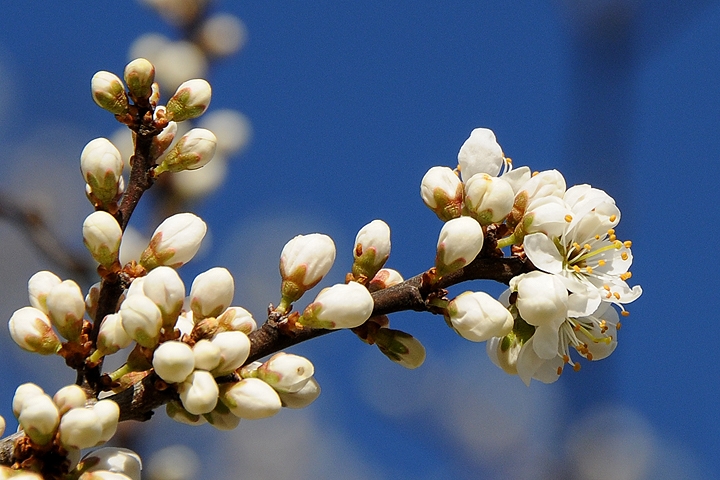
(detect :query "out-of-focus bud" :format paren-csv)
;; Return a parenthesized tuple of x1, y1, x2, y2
(278, 233, 336, 310)
(165, 79, 212, 122)
(95, 314, 132, 359)
(155, 128, 217, 175)
(216, 306, 256, 334)
(179, 370, 219, 415)
(446, 291, 513, 342)
(189, 267, 234, 320)
(192, 339, 221, 371)
(93, 399, 120, 445)
(46, 279, 85, 342)
(373, 328, 426, 369)
(85, 282, 101, 322)
(368, 268, 404, 292)
(221, 378, 282, 420)
(298, 281, 374, 330)
(153, 341, 195, 384)
(124, 58, 155, 101)
(140, 213, 207, 270)
(0, 414, 4, 438)
(277, 377, 321, 409)
(198, 14, 247, 57)
(53, 385, 87, 415)
(9, 306, 62, 355)
(166, 400, 207, 426)
(83, 211, 122, 268)
(13, 383, 45, 418)
(420, 166, 464, 221)
(210, 331, 250, 376)
(256, 352, 314, 393)
(18, 393, 60, 445)
(77, 447, 142, 480)
(28, 270, 62, 314)
(59, 407, 103, 450)
(118, 227, 148, 266)
(149, 121, 177, 161)
(486, 334, 522, 375)
(198, 109, 251, 156)
(352, 219, 391, 281)
(81, 138, 124, 207)
(203, 401, 240, 431)
(457, 128, 504, 180)
(434, 216, 484, 278)
(91, 71, 129, 116)
(143, 266, 185, 329)
(119, 295, 163, 348)
(463, 173, 515, 225)
(170, 153, 228, 200)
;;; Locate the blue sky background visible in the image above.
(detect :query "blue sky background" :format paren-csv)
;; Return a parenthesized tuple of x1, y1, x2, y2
(0, 2, 718, 479)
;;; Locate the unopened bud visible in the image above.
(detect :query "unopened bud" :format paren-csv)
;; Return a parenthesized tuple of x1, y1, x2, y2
(28, 270, 62, 314)
(192, 339, 221, 371)
(256, 352, 314, 393)
(278, 233, 336, 308)
(143, 266, 185, 329)
(216, 306, 256, 334)
(153, 341, 195, 383)
(165, 79, 212, 122)
(368, 268, 404, 292)
(119, 295, 163, 348)
(93, 399, 120, 444)
(277, 377, 321, 409)
(298, 281, 374, 330)
(13, 383, 45, 418)
(374, 328, 426, 369)
(18, 393, 60, 446)
(435, 216, 483, 278)
(446, 291, 513, 342)
(457, 128, 504, 181)
(189, 267, 234, 320)
(46, 279, 86, 342)
(464, 173, 515, 225)
(8, 306, 62, 355)
(155, 128, 217, 174)
(53, 385, 87, 415)
(124, 58, 155, 101)
(81, 138, 124, 207)
(59, 407, 103, 450)
(210, 331, 250, 375)
(140, 213, 207, 270)
(486, 334, 522, 375)
(83, 211, 122, 268)
(150, 121, 177, 161)
(420, 166, 464, 221)
(352, 219, 391, 281)
(91, 71, 129, 115)
(95, 313, 133, 358)
(221, 378, 281, 420)
(179, 370, 219, 415)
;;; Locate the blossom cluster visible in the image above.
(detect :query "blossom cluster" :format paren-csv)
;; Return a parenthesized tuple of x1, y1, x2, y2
(422, 128, 642, 384)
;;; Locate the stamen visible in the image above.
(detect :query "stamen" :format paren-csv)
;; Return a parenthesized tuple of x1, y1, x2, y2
(613, 292, 621, 300)
(531, 171, 539, 177)
(609, 234, 617, 241)
(562, 354, 570, 363)
(595, 234, 600, 240)
(598, 259, 606, 267)
(607, 228, 615, 236)
(603, 284, 611, 291)
(609, 215, 617, 222)
(573, 363, 581, 372)
(624, 240, 633, 248)
(583, 243, 592, 251)
(572, 242, 581, 251)
(586, 352, 594, 361)
(556, 366, 563, 376)
(605, 292, 613, 299)
(585, 266, 593, 274)
(616, 321, 623, 329)
(621, 252, 629, 261)
(565, 214, 573, 223)
(620, 272, 632, 280)
(614, 240, 622, 248)
(573, 265, 581, 273)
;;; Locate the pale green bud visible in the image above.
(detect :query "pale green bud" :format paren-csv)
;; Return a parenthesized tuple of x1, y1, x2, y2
(91, 71, 129, 115)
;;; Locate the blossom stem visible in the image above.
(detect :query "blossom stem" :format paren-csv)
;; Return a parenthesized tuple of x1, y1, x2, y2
(496, 234, 517, 249)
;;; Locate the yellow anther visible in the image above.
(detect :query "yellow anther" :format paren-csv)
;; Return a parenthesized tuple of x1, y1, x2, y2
(624, 240, 633, 248)
(598, 259, 606, 267)
(609, 234, 617, 241)
(562, 354, 570, 363)
(573, 363, 581, 372)
(607, 228, 615, 235)
(616, 321, 623, 329)
(603, 284, 611, 291)
(595, 234, 601, 240)
(621, 252, 629, 261)
(621, 310, 630, 317)
(505, 157, 513, 165)
(585, 266, 593, 274)
(573, 242, 581, 250)
(583, 243, 592, 251)
(609, 215, 617, 222)
(565, 214, 573, 223)
(573, 265, 581, 273)
(620, 272, 632, 281)
(605, 292, 612, 299)
(613, 292, 621, 300)
(586, 352, 594, 361)
(556, 366, 563, 376)
(531, 171, 539, 176)
(614, 240, 622, 248)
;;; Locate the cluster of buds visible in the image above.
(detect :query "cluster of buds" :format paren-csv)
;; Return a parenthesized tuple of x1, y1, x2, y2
(422, 128, 642, 384)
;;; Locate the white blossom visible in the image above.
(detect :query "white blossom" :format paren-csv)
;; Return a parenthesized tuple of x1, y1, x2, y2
(83, 211, 122, 267)
(124, 57, 155, 100)
(119, 295, 163, 348)
(18, 393, 60, 445)
(165, 400, 207, 426)
(45, 279, 86, 342)
(463, 173, 515, 225)
(368, 268, 404, 292)
(204, 401, 241, 431)
(298, 281, 374, 330)
(256, 352, 315, 393)
(279, 233, 336, 307)
(96, 313, 133, 357)
(91, 71, 129, 115)
(53, 385, 87, 415)
(80, 138, 124, 206)
(93, 400, 120, 444)
(373, 328, 426, 369)
(216, 306, 256, 334)
(59, 407, 103, 450)
(143, 266, 186, 328)
(12, 383, 45, 418)
(192, 339, 221, 371)
(78, 447, 142, 480)
(352, 219, 391, 280)
(210, 331, 251, 375)
(28, 270, 62, 314)
(155, 128, 217, 174)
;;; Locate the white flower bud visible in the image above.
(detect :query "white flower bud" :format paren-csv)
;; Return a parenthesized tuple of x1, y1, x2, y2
(277, 377, 321, 409)
(198, 109, 251, 155)
(59, 407, 103, 450)
(198, 14, 247, 57)
(153, 341, 195, 384)
(45, 279, 85, 342)
(204, 401, 240, 431)
(140, 213, 207, 269)
(0, 415, 4, 438)
(420, 166, 463, 221)
(79, 471, 133, 480)
(192, 339, 221, 371)
(165, 79, 212, 122)
(221, 378, 282, 420)
(143, 266, 186, 328)
(18, 394, 60, 445)
(96, 313, 132, 357)
(298, 281, 374, 330)
(149, 121, 177, 161)
(179, 370, 219, 415)
(124, 58, 155, 100)
(435, 216, 484, 278)
(446, 291, 513, 342)
(256, 352, 314, 393)
(210, 331, 251, 375)
(374, 328, 426, 369)
(8, 306, 62, 355)
(28, 270, 62, 314)
(238, 361, 262, 379)
(91, 71, 129, 115)
(521, 196, 572, 239)
(13, 383, 45, 418)
(119, 295, 162, 348)
(81, 138, 124, 207)
(463, 173, 515, 225)
(78, 447, 142, 480)
(155, 128, 217, 174)
(216, 306, 256, 334)
(83, 211, 122, 267)
(486, 334, 522, 375)
(457, 128, 504, 180)
(279, 233, 336, 306)
(93, 400, 120, 444)
(165, 400, 207, 426)
(86, 282, 101, 322)
(189, 267, 234, 320)
(352, 219, 391, 280)
(53, 385, 87, 415)
(516, 169, 566, 203)
(368, 268, 404, 292)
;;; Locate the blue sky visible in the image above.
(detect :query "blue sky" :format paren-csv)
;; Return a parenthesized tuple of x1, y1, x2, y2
(0, 2, 718, 479)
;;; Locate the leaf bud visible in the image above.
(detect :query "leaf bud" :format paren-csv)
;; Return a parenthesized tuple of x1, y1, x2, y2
(434, 216, 483, 278)
(91, 71, 129, 115)
(165, 79, 212, 122)
(140, 213, 207, 270)
(152, 341, 195, 383)
(8, 306, 62, 355)
(221, 378, 282, 420)
(420, 166, 464, 221)
(351, 219, 391, 281)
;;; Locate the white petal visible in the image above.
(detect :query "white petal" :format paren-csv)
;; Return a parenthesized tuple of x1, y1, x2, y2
(532, 324, 560, 360)
(523, 233, 563, 274)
